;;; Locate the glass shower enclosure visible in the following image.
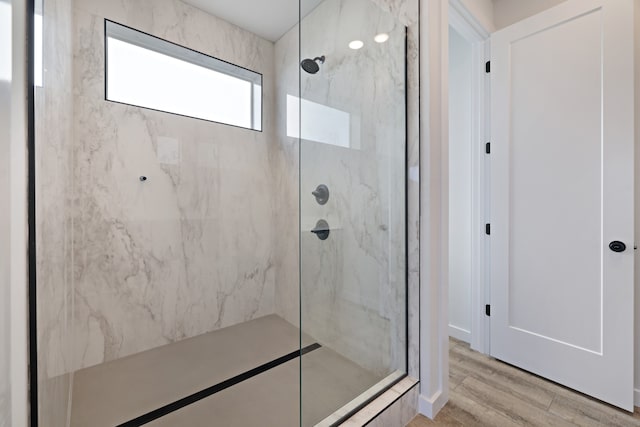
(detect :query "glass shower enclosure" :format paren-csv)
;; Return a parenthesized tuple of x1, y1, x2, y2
(32, 0, 415, 425)
(298, 0, 409, 423)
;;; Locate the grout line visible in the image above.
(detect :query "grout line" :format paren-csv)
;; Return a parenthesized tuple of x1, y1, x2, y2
(546, 393, 557, 412)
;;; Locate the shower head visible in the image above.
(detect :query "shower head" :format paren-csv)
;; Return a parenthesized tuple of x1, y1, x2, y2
(300, 56, 325, 74)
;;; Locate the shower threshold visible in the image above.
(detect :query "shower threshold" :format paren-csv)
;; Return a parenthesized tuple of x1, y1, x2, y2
(69, 315, 382, 426)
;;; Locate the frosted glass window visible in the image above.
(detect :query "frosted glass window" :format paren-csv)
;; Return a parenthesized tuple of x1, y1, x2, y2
(105, 20, 262, 131)
(0, 2, 10, 82)
(0, 4, 38, 86)
(286, 95, 351, 148)
(34, 13, 42, 87)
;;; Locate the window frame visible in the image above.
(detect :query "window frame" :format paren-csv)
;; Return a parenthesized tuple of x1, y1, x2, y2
(104, 19, 263, 132)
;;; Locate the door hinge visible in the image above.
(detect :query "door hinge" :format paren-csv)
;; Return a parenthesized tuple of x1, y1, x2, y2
(485, 223, 491, 235)
(485, 61, 491, 73)
(485, 304, 491, 316)
(485, 142, 490, 154)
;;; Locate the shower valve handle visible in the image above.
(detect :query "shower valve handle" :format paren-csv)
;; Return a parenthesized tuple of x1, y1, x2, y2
(311, 219, 330, 241)
(312, 184, 329, 205)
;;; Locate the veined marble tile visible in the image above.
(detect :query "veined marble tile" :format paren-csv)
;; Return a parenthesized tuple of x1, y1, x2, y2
(56, 0, 279, 372)
(273, 0, 418, 380)
(343, 377, 419, 426)
(296, 0, 407, 377)
(406, 7, 421, 380)
(36, 0, 420, 423)
(371, 0, 419, 26)
(272, 13, 301, 329)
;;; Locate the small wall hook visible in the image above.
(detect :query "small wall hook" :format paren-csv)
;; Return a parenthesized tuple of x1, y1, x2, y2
(139, 176, 148, 182)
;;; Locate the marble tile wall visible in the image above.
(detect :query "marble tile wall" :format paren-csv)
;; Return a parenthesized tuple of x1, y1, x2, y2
(35, 0, 419, 422)
(405, 2, 420, 383)
(273, 0, 419, 380)
(365, 384, 419, 427)
(70, 0, 278, 371)
(36, 0, 279, 377)
(343, 378, 419, 426)
(369, 0, 421, 382)
(272, 19, 301, 329)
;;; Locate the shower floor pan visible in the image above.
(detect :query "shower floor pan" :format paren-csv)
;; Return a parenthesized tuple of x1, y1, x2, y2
(70, 314, 380, 426)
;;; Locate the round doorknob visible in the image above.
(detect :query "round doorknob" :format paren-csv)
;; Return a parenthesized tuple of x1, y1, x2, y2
(609, 241, 626, 253)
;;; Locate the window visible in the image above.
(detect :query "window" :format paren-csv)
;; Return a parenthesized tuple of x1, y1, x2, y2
(34, 12, 42, 86)
(0, 1, 10, 82)
(105, 20, 262, 131)
(286, 95, 353, 148)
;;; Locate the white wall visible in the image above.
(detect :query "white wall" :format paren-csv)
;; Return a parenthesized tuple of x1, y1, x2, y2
(492, 0, 566, 30)
(460, 0, 494, 32)
(418, 0, 449, 417)
(448, 27, 472, 343)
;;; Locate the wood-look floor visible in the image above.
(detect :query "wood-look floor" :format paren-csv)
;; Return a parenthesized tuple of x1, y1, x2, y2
(408, 338, 640, 426)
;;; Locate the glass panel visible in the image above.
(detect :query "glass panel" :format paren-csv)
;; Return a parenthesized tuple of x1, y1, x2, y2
(36, 0, 301, 425)
(34, 0, 413, 424)
(0, 0, 11, 424)
(299, 0, 413, 424)
(34, 0, 77, 423)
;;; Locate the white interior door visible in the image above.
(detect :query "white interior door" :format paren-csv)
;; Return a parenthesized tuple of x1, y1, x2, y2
(490, 0, 635, 411)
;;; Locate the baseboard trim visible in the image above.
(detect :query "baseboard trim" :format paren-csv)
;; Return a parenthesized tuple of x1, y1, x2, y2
(418, 390, 447, 419)
(448, 325, 471, 343)
(634, 388, 640, 407)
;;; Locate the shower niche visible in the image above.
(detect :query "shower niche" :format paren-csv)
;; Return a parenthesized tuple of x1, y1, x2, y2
(33, 0, 418, 425)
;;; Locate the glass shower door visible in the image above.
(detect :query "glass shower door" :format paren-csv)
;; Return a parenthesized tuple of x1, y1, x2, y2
(298, 0, 409, 424)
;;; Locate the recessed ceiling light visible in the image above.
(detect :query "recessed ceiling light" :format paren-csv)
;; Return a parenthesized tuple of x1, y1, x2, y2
(348, 40, 364, 50)
(374, 33, 389, 43)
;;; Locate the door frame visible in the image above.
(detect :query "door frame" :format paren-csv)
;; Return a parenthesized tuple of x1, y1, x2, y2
(448, 0, 491, 355)
(418, 0, 492, 418)
(418, 0, 450, 417)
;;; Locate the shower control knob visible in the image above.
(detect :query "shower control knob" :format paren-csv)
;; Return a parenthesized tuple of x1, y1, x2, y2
(312, 184, 329, 205)
(311, 219, 330, 241)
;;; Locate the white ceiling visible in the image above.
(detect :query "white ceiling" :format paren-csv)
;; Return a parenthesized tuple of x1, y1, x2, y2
(182, 0, 324, 42)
